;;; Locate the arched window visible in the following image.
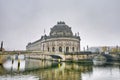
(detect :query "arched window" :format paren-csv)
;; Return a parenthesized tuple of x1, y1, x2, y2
(72, 47, 74, 52)
(66, 47, 69, 52)
(48, 47, 49, 52)
(52, 47, 55, 52)
(59, 47, 62, 52)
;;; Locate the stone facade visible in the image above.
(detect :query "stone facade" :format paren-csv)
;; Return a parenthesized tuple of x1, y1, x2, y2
(26, 21, 81, 54)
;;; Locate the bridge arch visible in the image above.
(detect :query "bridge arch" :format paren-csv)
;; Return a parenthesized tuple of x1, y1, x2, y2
(49, 54, 65, 61)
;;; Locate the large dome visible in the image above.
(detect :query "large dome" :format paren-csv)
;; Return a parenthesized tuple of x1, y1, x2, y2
(50, 21, 73, 37)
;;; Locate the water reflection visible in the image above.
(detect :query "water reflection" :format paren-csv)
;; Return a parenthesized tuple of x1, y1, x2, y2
(82, 63, 120, 80)
(24, 59, 93, 80)
(24, 62, 92, 80)
(3, 59, 25, 72)
(0, 56, 120, 80)
(0, 75, 39, 80)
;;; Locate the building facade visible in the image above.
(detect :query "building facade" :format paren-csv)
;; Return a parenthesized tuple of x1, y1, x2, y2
(26, 21, 81, 54)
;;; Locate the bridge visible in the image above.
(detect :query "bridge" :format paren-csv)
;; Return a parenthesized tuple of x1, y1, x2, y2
(0, 51, 94, 63)
(25, 52, 66, 62)
(24, 51, 94, 62)
(102, 54, 120, 61)
(1, 51, 120, 65)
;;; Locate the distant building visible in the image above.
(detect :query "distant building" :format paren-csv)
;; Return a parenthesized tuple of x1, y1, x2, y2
(26, 21, 81, 54)
(88, 47, 102, 53)
(89, 46, 120, 53)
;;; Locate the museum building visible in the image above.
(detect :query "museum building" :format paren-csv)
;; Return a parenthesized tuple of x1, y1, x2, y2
(26, 21, 81, 54)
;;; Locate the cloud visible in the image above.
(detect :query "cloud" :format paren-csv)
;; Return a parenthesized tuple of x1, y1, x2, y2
(0, 0, 120, 50)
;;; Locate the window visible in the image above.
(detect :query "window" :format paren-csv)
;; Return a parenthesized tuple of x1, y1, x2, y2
(66, 47, 69, 52)
(72, 47, 74, 52)
(48, 47, 49, 52)
(59, 47, 62, 52)
(52, 47, 55, 52)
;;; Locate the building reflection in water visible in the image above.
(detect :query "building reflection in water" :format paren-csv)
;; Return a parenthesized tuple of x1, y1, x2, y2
(1, 58, 93, 80)
(25, 60, 93, 80)
(1, 56, 120, 80)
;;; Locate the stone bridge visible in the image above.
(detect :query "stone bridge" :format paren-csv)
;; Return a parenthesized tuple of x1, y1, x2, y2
(25, 52, 66, 61)
(0, 51, 94, 62)
(102, 54, 120, 61)
(93, 53, 120, 61)
(3, 51, 117, 63)
(24, 51, 95, 62)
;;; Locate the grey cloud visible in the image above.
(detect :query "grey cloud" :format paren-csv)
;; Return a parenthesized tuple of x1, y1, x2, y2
(0, 0, 120, 50)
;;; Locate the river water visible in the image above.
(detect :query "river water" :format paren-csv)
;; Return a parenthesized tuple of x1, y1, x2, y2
(0, 58, 120, 80)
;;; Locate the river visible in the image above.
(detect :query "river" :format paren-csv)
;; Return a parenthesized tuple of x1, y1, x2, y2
(0, 57, 120, 80)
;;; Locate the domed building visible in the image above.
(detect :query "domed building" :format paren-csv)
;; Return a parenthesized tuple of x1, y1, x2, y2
(26, 21, 81, 54)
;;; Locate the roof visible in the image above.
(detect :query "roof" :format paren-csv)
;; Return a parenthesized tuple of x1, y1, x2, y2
(26, 21, 81, 46)
(50, 21, 73, 37)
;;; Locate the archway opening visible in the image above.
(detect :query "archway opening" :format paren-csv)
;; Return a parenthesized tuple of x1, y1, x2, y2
(66, 47, 69, 52)
(59, 47, 62, 52)
(72, 47, 74, 52)
(48, 47, 49, 52)
(52, 47, 55, 52)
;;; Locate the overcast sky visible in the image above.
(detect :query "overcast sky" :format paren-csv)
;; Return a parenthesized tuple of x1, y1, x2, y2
(0, 0, 120, 50)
